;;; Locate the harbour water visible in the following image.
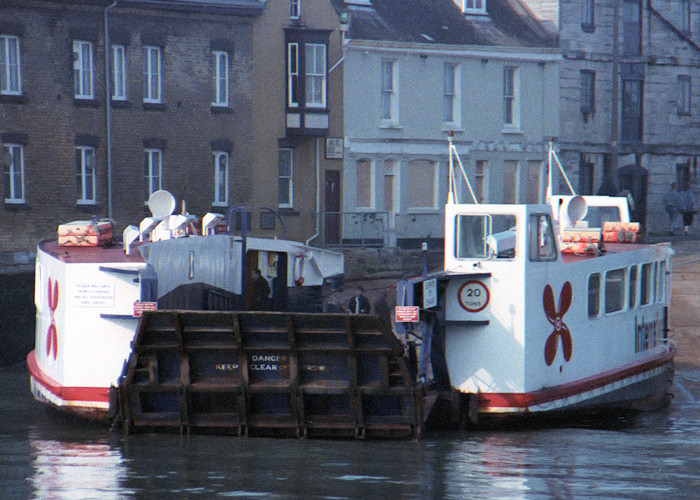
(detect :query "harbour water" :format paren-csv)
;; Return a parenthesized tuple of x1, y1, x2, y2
(1, 363, 699, 499)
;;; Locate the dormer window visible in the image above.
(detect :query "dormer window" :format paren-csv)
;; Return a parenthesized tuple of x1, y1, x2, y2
(291, 0, 300, 20)
(458, 0, 486, 15)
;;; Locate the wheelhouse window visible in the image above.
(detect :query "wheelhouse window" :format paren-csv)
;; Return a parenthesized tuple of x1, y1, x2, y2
(629, 265, 638, 308)
(640, 262, 652, 305)
(73, 40, 94, 99)
(144, 148, 162, 202)
(3, 143, 24, 203)
(112, 44, 126, 101)
(456, 214, 517, 259)
(278, 148, 293, 208)
(76, 146, 96, 204)
(529, 214, 557, 261)
(212, 50, 229, 107)
(143, 46, 162, 103)
(656, 261, 666, 303)
(213, 151, 229, 206)
(588, 273, 600, 317)
(0, 35, 21, 95)
(605, 268, 626, 314)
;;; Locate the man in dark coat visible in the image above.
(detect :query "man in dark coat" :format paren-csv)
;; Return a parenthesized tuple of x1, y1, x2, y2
(250, 268, 271, 310)
(347, 286, 370, 314)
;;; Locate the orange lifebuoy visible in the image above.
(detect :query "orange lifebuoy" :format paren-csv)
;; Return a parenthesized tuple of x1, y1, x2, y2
(293, 254, 305, 286)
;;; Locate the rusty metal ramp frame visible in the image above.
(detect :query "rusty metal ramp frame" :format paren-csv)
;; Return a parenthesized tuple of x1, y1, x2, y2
(116, 311, 424, 439)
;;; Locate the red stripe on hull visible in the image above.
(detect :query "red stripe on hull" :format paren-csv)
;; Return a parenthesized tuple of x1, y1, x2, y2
(27, 350, 110, 404)
(478, 343, 675, 411)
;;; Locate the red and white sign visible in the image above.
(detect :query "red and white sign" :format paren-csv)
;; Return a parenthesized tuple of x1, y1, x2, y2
(457, 280, 490, 313)
(395, 305, 420, 323)
(134, 301, 157, 317)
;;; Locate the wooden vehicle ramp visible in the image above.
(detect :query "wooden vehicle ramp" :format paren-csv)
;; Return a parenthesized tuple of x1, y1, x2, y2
(115, 311, 424, 439)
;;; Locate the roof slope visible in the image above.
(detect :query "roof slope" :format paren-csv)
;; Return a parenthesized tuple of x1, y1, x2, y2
(334, 0, 556, 48)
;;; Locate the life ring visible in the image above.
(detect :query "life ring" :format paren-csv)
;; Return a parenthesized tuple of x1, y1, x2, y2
(293, 254, 305, 286)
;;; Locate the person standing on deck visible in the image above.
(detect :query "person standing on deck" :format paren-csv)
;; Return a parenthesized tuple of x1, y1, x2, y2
(664, 182, 683, 235)
(680, 185, 697, 235)
(250, 268, 271, 310)
(348, 286, 370, 314)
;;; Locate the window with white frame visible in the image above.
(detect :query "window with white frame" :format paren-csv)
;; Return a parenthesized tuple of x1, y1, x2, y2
(407, 159, 437, 209)
(73, 40, 94, 99)
(112, 44, 126, 100)
(144, 148, 162, 202)
(381, 60, 398, 124)
(212, 50, 229, 107)
(443, 62, 460, 125)
(461, 0, 486, 15)
(287, 43, 298, 107)
(278, 148, 293, 207)
(678, 75, 691, 115)
(143, 46, 162, 103)
(76, 146, 96, 204)
(291, 0, 301, 19)
(356, 159, 374, 209)
(305, 43, 326, 108)
(213, 151, 229, 206)
(0, 35, 21, 95)
(3, 143, 24, 203)
(503, 66, 520, 128)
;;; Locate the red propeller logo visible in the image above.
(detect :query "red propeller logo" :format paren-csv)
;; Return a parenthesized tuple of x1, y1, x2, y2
(543, 282, 572, 366)
(46, 278, 59, 360)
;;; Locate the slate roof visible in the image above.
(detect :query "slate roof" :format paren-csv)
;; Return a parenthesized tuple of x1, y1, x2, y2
(333, 0, 556, 48)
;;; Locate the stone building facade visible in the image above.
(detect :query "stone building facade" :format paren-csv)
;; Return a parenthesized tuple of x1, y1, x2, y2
(0, 0, 262, 253)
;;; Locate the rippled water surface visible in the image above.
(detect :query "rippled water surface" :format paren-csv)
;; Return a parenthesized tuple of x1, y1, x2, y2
(1, 365, 699, 499)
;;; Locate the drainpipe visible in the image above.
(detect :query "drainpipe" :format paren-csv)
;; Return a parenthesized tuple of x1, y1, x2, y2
(104, 0, 117, 219)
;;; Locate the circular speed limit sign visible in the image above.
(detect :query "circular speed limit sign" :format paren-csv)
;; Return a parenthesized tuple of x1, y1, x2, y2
(457, 280, 490, 313)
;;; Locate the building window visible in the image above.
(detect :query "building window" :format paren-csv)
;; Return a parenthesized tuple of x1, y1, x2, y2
(526, 160, 543, 204)
(143, 46, 162, 103)
(213, 151, 229, 206)
(580, 70, 595, 115)
(622, 0, 641, 56)
(144, 148, 162, 202)
(681, 0, 691, 33)
(503, 160, 520, 203)
(461, 0, 486, 15)
(73, 40, 94, 99)
(503, 66, 519, 128)
(407, 159, 437, 209)
(381, 60, 398, 124)
(76, 146, 96, 204)
(112, 44, 126, 101)
(278, 148, 293, 207)
(588, 273, 600, 317)
(621, 78, 643, 142)
(3, 143, 24, 203)
(443, 63, 460, 125)
(0, 35, 21, 95)
(287, 43, 299, 107)
(356, 159, 374, 209)
(212, 50, 229, 107)
(581, 0, 595, 32)
(475, 160, 487, 203)
(305, 43, 326, 108)
(291, 0, 301, 19)
(678, 75, 691, 115)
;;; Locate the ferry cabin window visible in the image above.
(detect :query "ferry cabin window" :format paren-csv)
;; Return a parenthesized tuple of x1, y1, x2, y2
(529, 214, 557, 261)
(588, 273, 600, 317)
(605, 268, 625, 314)
(629, 265, 637, 308)
(581, 206, 622, 228)
(640, 262, 652, 305)
(456, 214, 516, 259)
(656, 261, 666, 303)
